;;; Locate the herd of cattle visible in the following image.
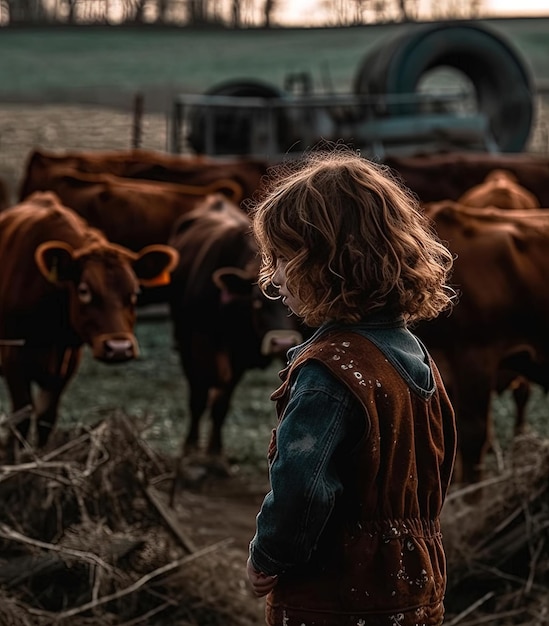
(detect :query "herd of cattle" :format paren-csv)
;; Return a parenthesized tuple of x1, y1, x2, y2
(1, 146, 549, 487)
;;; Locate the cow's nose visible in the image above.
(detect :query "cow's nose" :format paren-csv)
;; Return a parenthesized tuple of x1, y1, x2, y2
(103, 338, 136, 362)
(91, 333, 138, 362)
(261, 330, 303, 356)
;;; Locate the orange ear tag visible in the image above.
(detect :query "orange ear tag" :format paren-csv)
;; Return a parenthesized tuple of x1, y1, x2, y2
(144, 271, 171, 287)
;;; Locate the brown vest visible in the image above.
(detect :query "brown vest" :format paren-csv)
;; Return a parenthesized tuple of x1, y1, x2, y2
(265, 330, 456, 626)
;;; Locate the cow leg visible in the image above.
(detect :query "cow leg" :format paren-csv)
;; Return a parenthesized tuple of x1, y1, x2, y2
(183, 381, 210, 453)
(457, 395, 492, 485)
(511, 376, 530, 436)
(170, 378, 211, 504)
(34, 388, 64, 447)
(34, 348, 81, 447)
(451, 350, 496, 485)
(2, 358, 34, 444)
(207, 376, 241, 458)
(175, 332, 220, 454)
(489, 431, 505, 474)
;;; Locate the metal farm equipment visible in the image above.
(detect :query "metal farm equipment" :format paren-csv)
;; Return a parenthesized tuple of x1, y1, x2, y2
(169, 21, 536, 159)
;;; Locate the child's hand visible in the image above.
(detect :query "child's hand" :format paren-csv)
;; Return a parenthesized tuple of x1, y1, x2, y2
(246, 557, 278, 597)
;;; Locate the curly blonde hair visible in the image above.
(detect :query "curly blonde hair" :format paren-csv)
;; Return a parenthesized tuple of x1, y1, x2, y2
(250, 146, 455, 328)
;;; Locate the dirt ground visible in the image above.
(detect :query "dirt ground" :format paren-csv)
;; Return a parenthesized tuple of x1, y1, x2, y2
(172, 468, 269, 552)
(167, 465, 270, 623)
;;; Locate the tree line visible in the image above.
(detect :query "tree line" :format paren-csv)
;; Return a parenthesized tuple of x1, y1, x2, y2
(0, 0, 482, 28)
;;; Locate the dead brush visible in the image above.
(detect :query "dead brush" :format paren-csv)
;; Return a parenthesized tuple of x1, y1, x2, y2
(0, 411, 263, 626)
(1, 410, 548, 625)
(442, 433, 549, 625)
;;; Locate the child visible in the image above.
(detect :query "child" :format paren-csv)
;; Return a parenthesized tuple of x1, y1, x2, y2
(246, 146, 457, 626)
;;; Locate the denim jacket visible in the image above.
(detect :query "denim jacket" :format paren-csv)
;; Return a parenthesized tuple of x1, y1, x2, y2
(249, 314, 437, 576)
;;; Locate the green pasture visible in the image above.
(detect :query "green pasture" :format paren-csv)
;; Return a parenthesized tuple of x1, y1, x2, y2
(0, 316, 285, 477)
(0, 316, 546, 480)
(1, 18, 548, 110)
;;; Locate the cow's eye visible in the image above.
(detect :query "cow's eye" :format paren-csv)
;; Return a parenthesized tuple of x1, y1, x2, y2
(252, 299, 262, 310)
(77, 282, 92, 304)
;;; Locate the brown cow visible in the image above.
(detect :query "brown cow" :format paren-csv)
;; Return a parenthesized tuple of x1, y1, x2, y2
(168, 194, 302, 478)
(0, 176, 10, 211)
(384, 151, 549, 205)
(0, 191, 178, 449)
(457, 169, 540, 210)
(17, 167, 226, 252)
(415, 201, 549, 484)
(20, 148, 270, 206)
(455, 167, 540, 436)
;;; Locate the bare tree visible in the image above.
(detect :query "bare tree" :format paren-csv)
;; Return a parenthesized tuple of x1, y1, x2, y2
(322, 0, 353, 25)
(84, 0, 111, 21)
(188, 0, 209, 24)
(350, 0, 386, 23)
(156, 0, 175, 24)
(5, 0, 44, 23)
(117, 0, 148, 22)
(0, 0, 7, 24)
(396, 0, 406, 19)
(263, 0, 276, 26)
(430, 0, 483, 19)
(134, 0, 148, 22)
(123, 0, 187, 23)
(231, 0, 240, 26)
(66, 0, 79, 22)
(318, 0, 420, 25)
(153, 0, 187, 24)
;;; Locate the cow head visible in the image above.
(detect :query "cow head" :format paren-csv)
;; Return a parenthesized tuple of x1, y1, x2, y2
(35, 241, 179, 362)
(458, 168, 540, 210)
(212, 266, 302, 362)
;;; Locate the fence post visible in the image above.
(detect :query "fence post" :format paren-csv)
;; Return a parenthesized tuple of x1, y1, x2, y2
(132, 92, 144, 149)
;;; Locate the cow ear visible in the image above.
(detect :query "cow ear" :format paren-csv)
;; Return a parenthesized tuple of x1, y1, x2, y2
(212, 267, 255, 300)
(35, 241, 76, 284)
(133, 245, 179, 287)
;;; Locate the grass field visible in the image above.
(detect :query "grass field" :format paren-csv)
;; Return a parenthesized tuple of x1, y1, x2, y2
(0, 313, 547, 481)
(1, 18, 548, 110)
(0, 315, 285, 478)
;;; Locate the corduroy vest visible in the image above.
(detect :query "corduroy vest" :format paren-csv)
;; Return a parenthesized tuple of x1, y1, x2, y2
(265, 330, 456, 626)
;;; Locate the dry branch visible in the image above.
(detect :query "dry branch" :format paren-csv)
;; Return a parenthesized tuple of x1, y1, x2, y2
(4, 414, 546, 625)
(0, 414, 263, 626)
(442, 433, 549, 625)
(25, 538, 231, 621)
(0, 523, 115, 572)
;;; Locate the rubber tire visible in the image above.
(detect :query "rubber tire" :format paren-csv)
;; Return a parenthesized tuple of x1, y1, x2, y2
(187, 79, 290, 155)
(354, 21, 534, 152)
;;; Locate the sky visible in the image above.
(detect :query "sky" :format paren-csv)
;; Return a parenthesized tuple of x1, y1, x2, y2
(279, 0, 549, 25)
(485, 0, 549, 15)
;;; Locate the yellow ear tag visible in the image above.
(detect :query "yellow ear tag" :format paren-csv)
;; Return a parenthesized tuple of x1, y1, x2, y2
(47, 258, 59, 283)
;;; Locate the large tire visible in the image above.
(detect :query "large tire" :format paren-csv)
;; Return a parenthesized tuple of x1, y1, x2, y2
(187, 79, 291, 156)
(354, 21, 534, 152)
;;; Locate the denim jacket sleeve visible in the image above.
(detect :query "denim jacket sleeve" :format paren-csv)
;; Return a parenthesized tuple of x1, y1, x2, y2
(249, 359, 364, 576)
